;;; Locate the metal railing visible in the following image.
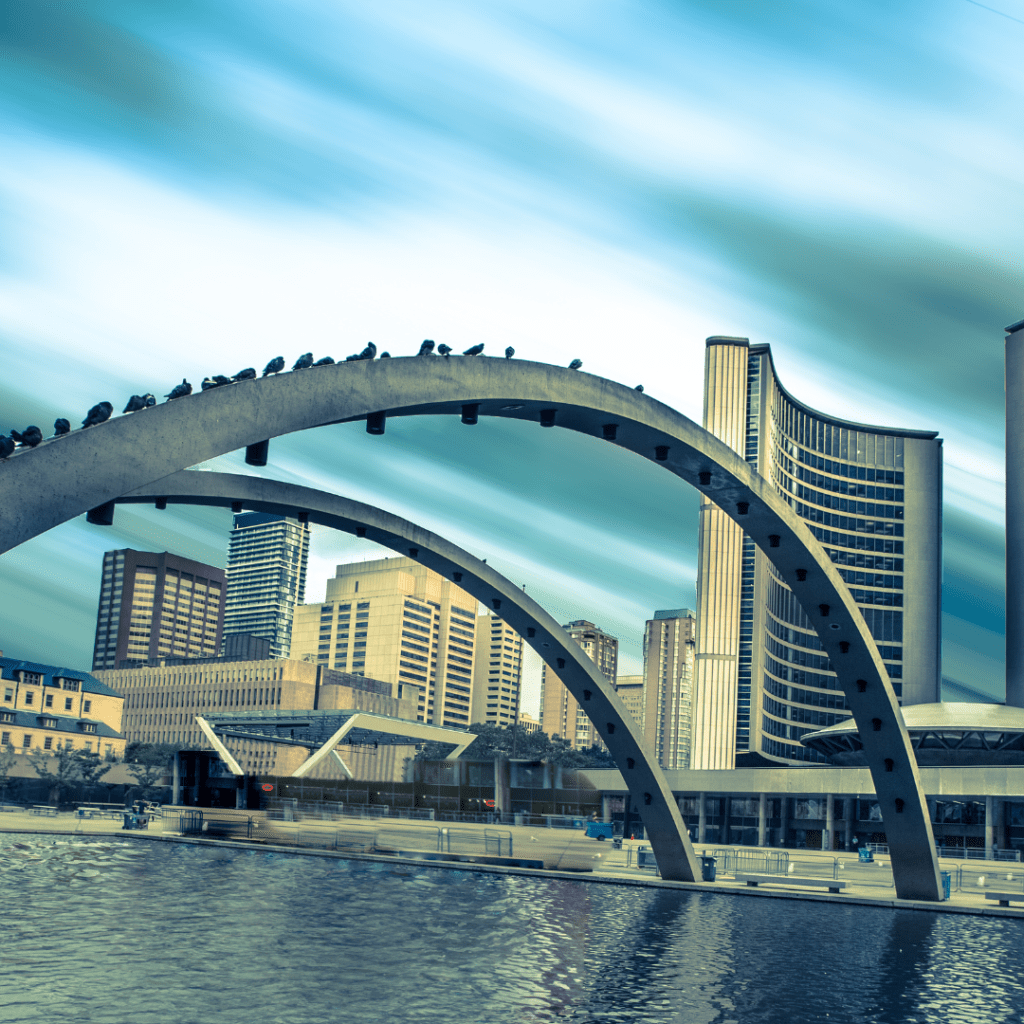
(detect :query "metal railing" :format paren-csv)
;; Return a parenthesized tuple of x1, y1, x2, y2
(936, 846, 1021, 862)
(710, 848, 790, 876)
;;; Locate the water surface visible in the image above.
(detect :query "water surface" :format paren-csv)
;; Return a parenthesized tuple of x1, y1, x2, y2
(1, 833, 1021, 1023)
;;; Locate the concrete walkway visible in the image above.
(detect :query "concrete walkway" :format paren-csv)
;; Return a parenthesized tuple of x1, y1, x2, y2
(5, 809, 1023, 919)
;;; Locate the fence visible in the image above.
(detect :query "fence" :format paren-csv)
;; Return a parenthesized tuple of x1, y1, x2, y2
(936, 846, 1021, 862)
(710, 848, 791, 877)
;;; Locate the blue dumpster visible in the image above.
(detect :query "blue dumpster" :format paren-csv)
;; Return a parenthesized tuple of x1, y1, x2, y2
(585, 821, 614, 840)
(941, 871, 951, 900)
(701, 855, 717, 882)
(858, 846, 874, 863)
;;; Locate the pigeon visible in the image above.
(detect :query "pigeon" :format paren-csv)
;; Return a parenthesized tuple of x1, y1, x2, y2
(437, 344, 452, 357)
(232, 368, 257, 381)
(313, 356, 335, 366)
(379, 351, 391, 358)
(165, 379, 192, 401)
(262, 357, 285, 376)
(12, 426, 43, 447)
(344, 353, 361, 362)
(53, 418, 71, 436)
(568, 358, 583, 370)
(635, 385, 644, 393)
(418, 339, 435, 356)
(123, 394, 155, 413)
(463, 343, 484, 356)
(359, 342, 377, 361)
(81, 403, 113, 428)
(0, 436, 14, 459)
(505, 346, 514, 359)
(292, 352, 314, 370)
(201, 375, 231, 391)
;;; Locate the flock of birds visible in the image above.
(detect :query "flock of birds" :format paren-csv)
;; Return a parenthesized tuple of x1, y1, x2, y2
(1, 341, 644, 459)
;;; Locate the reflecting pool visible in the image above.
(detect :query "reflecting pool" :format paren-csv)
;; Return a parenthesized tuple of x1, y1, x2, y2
(3, 833, 1023, 1023)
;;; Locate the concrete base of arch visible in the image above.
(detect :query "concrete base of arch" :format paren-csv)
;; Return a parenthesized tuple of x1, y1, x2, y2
(118, 469, 703, 883)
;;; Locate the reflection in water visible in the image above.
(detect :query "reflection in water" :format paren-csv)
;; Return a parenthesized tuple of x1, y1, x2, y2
(2, 834, 1024, 1024)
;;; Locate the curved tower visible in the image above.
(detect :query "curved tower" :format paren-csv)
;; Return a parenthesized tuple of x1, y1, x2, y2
(693, 338, 942, 766)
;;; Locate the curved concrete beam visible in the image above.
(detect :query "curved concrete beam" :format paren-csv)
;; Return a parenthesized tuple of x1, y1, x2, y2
(118, 470, 702, 882)
(0, 357, 941, 899)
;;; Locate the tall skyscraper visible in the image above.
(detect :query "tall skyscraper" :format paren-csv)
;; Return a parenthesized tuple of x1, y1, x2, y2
(470, 611, 525, 727)
(91, 550, 226, 671)
(640, 609, 696, 769)
(222, 512, 310, 660)
(693, 337, 942, 768)
(290, 556, 479, 728)
(539, 620, 618, 749)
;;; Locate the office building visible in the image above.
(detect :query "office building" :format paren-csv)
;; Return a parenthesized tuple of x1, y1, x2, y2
(642, 609, 697, 769)
(693, 337, 942, 768)
(471, 612, 525, 727)
(290, 556, 479, 728)
(91, 549, 226, 671)
(1, 657, 125, 758)
(614, 675, 644, 727)
(95, 658, 417, 782)
(222, 513, 310, 660)
(539, 621, 618, 749)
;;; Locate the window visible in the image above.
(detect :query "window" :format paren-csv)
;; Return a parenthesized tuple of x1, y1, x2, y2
(23, 691, 34, 706)
(44, 737, 53, 750)
(22, 734, 31, 747)
(64, 698, 73, 711)
(45, 694, 53, 708)
(62, 679, 80, 692)
(84, 700, 92, 713)
(3, 688, 12, 703)
(1, 732, 8, 745)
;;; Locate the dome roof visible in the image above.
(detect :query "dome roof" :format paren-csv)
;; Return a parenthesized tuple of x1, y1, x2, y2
(801, 702, 1024, 766)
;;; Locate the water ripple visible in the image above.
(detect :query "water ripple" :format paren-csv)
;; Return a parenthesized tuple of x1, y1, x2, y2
(2, 833, 1024, 1023)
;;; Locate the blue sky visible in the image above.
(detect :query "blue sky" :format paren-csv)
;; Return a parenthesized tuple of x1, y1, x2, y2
(1, 0, 1020, 712)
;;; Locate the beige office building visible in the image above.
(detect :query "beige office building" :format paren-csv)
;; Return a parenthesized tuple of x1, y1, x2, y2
(642, 609, 696, 770)
(470, 612, 524, 727)
(95, 658, 418, 781)
(540, 620, 618, 749)
(614, 675, 644, 727)
(291, 557, 479, 729)
(693, 337, 942, 768)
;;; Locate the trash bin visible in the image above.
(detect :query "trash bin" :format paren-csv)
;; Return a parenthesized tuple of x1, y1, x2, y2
(637, 846, 650, 868)
(701, 855, 717, 882)
(858, 846, 874, 863)
(941, 870, 951, 900)
(612, 837, 622, 850)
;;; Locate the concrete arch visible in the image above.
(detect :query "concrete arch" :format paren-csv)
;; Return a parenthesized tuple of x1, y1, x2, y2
(0, 357, 941, 899)
(118, 469, 702, 882)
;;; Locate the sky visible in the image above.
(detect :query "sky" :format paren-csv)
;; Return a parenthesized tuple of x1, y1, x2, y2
(1, 0, 1021, 713)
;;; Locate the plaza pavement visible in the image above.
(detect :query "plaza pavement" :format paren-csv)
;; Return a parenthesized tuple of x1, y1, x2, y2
(4, 807, 1023, 918)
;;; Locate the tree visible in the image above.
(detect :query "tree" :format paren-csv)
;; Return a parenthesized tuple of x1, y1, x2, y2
(414, 723, 618, 768)
(27, 745, 112, 809)
(123, 743, 176, 801)
(0, 743, 19, 803)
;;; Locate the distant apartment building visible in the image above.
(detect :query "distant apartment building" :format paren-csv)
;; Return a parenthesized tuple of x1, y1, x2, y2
(222, 513, 310, 660)
(91, 549, 226, 671)
(471, 612, 524, 727)
(517, 711, 541, 735)
(614, 675, 644, 727)
(95, 658, 416, 781)
(1, 657, 125, 758)
(290, 557, 479, 729)
(642, 609, 696, 769)
(539, 620, 618, 749)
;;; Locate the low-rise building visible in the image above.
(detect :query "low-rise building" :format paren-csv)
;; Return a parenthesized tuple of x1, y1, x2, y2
(0, 657, 125, 759)
(95, 657, 421, 781)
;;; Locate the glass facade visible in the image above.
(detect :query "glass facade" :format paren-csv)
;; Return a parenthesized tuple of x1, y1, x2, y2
(222, 512, 310, 660)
